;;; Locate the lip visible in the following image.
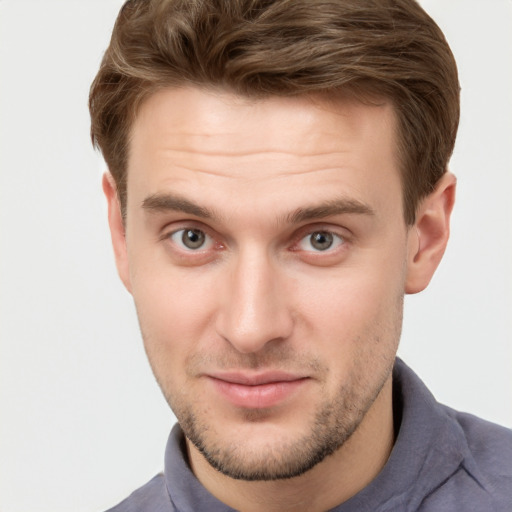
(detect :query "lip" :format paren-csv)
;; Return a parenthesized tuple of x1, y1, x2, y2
(207, 371, 309, 409)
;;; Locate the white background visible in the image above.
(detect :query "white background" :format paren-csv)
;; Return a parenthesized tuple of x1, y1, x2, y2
(0, 1, 510, 510)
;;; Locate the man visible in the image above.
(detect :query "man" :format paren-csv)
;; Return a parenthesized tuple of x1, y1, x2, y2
(89, 0, 512, 510)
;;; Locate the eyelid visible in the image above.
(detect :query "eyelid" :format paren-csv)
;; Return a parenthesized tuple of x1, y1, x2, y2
(160, 220, 222, 250)
(159, 219, 211, 240)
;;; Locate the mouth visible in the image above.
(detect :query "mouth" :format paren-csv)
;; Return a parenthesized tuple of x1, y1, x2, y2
(206, 371, 310, 409)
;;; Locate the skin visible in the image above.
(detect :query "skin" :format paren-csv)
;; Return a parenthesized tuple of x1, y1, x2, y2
(104, 86, 455, 511)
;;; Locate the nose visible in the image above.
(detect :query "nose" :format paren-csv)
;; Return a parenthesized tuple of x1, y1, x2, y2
(215, 248, 294, 354)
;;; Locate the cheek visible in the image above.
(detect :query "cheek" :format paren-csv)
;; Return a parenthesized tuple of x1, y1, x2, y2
(129, 263, 217, 371)
(298, 266, 401, 323)
(128, 229, 216, 326)
(294, 257, 406, 358)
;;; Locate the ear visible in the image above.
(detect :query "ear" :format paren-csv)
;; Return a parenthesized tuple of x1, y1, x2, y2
(102, 173, 132, 293)
(405, 172, 456, 294)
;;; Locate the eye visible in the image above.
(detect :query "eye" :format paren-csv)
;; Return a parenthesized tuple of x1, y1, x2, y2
(297, 230, 344, 252)
(169, 228, 213, 251)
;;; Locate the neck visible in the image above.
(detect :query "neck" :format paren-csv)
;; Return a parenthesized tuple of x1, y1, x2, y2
(187, 376, 394, 512)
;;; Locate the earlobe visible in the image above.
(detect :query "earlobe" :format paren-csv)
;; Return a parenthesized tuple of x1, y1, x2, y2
(102, 173, 132, 293)
(405, 172, 456, 294)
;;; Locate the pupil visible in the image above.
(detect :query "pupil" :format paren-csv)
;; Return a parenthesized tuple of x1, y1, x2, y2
(183, 229, 205, 249)
(311, 232, 333, 250)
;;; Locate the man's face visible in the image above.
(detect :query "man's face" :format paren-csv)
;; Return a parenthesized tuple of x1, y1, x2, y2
(117, 87, 413, 480)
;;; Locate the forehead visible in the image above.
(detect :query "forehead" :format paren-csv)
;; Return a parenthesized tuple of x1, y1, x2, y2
(131, 87, 396, 159)
(127, 86, 401, 221)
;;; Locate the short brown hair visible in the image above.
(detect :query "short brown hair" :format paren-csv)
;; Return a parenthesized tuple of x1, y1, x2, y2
(89, 0, 459, 224)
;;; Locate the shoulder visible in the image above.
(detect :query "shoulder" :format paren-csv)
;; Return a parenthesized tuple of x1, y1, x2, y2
(450, 407, 512, 485)
(424, 406, 512, 511)
(453, 409, 512, 468)
(104, 473, 173, 512)
(393, 360, 512, 511)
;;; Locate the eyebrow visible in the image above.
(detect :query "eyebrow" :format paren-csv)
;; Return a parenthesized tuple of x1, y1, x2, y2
(142, 193, 216, 219)
(285, 199, 375, 224)
(142, 192, 375, 224)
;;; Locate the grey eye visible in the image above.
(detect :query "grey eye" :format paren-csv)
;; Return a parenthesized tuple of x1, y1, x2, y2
(309, 231, 334, 251)
(181, 229, 206, 249)
(297, 230, 344, 252)
(170, 228, 210, 250)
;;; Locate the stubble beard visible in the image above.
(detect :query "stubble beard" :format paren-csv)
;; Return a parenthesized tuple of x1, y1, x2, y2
(166, 354, 394, 481)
